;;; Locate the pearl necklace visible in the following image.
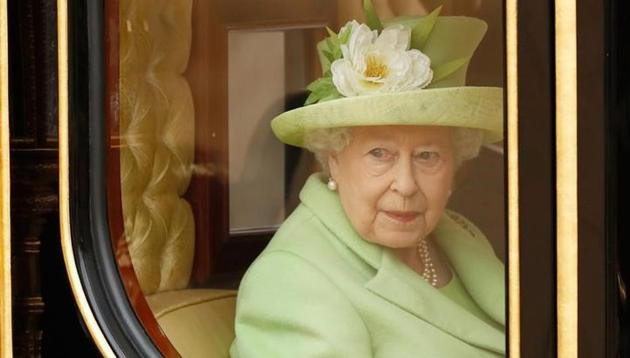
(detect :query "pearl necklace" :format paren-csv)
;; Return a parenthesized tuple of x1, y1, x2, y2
(417, 239, 438, 287)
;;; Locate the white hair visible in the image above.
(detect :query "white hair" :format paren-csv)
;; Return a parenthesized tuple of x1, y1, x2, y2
(303, 126, 484, 175)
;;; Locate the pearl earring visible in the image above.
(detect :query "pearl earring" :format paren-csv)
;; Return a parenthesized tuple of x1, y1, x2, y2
(327, 177, 337, 191)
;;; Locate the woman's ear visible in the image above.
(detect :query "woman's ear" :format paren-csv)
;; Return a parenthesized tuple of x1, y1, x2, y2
(328, 152, 340, 178)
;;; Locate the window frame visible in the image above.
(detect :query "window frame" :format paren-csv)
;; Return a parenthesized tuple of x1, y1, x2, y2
(56, 0, 624, 356)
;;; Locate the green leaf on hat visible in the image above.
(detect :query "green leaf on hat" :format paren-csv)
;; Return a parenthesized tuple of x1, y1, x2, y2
(317, 21, 353, 75)
(319, 91, 343, 102)
(326, 26, 338, 39)
(325, 37, 336, 52)
(304, 92, 320, 106)
(305, 76, 342, 105)
(318, 38, 339, 73)
(318, 25, 349, 74)
(322, 50, 336, 65)
(410, 5, 442, 50)
(363, 0, 383, 31)
(306, 77, 331, 92)
(432, 56, 470, 83)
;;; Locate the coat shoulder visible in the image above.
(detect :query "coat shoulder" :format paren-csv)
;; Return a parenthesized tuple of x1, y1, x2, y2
(442, 210, 496, 253)
(258, 204, 374, 277)
(231, 250, 372, 357)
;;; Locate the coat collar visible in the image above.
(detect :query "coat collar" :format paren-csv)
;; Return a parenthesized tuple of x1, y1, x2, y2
(299, 174, 383, 269)
(300, 174, 506, 354)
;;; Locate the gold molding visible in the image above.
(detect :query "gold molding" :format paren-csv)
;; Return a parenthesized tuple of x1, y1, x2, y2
(555, 0, 578, 357)
(506, 0, 520, 357)
(0, 0, 12, 355)
(57, 0, 116, 356)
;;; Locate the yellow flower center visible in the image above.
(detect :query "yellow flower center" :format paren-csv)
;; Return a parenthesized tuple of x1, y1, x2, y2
(364, 55, 389, 79)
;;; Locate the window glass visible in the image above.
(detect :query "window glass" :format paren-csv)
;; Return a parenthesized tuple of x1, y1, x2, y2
(107, 1, 506, 356)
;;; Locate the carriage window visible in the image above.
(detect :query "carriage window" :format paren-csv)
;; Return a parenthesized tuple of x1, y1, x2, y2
(104, 0, 509, 356)
(227, 29, 319, 233)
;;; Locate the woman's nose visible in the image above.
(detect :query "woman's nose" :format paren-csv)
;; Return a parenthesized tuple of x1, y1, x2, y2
(390, 160, 419, 197)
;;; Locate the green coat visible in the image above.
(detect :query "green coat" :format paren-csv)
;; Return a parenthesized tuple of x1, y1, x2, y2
(230, 174, 505, 357)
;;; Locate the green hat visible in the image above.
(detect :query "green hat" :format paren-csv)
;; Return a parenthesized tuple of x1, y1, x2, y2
(271, 6, 503, 148)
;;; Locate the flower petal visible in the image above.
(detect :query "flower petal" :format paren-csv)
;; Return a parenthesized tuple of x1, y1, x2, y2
(347, 23, 376, 62)
(408, 49, 433, 88)
(374, 24, 410, 51)
(331, 59, 362, 97)
(339, 20, 361, 37)
(327, 20, 433, 99)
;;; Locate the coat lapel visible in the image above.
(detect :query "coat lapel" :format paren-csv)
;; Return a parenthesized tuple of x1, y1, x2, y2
(365, 248, 505, 354)
(299, 174, 383, 269)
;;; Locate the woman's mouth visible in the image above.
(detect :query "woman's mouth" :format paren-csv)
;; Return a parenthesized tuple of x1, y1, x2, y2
(383, 210, 421, 223)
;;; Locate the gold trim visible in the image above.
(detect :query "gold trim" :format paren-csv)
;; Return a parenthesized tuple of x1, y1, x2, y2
(506, 0, 520, 356)
(0, 0, 12, 355)
(555, 0, 578, 357)
(57, 1, 116, 356)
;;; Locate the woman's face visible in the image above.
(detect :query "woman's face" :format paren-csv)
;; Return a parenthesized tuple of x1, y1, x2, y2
(329, 125, 455, 249)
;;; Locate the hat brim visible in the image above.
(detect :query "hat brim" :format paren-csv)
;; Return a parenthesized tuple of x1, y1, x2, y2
(271, 86, 503, 148)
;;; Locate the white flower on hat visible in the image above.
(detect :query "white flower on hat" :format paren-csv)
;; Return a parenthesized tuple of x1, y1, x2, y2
(331, 20, 433, 97)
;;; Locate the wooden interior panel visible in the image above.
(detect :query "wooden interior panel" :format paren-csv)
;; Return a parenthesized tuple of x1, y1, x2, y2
(184, 0, 337, 281)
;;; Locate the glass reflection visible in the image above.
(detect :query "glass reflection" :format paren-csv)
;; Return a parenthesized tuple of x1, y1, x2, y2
(109, 0, 506, 356)
(119, 0, 195, 295)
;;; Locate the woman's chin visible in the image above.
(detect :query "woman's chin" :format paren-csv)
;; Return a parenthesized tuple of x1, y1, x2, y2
(368, 216, 428, 247)
(367, 230, 427, 249)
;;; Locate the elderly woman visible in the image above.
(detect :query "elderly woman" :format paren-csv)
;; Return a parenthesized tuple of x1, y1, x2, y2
(230, 7, 505, 358)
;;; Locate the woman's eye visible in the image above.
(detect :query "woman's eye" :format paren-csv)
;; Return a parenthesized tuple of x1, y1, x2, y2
(368, 148, 392, 160)
(415, 151, 440, 165)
